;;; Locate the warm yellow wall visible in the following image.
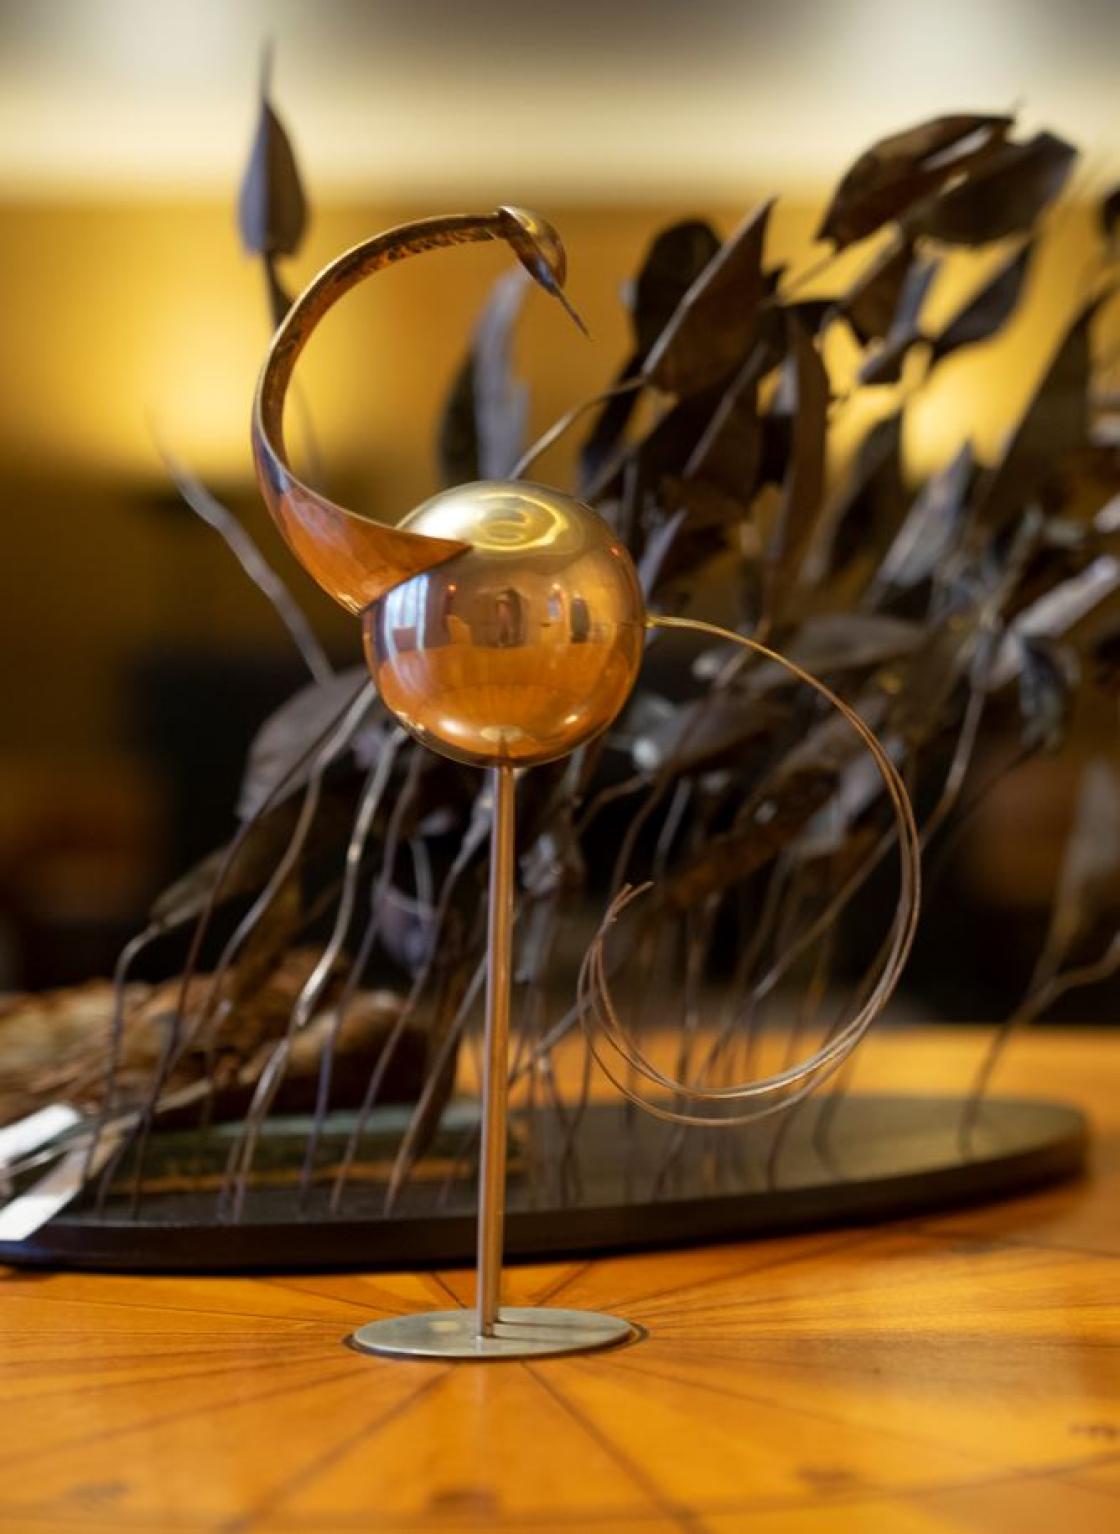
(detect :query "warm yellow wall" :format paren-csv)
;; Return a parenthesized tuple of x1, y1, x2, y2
(1, 194, 1114, 759)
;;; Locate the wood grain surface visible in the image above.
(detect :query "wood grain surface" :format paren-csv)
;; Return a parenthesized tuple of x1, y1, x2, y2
(1, 1027, 1117, 1534)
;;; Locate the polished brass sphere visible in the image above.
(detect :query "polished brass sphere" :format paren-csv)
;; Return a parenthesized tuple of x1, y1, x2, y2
(362, 481, 646, 768)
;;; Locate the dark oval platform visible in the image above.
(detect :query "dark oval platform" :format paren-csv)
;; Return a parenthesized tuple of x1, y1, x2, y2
(0, 1092, 1087, 1273)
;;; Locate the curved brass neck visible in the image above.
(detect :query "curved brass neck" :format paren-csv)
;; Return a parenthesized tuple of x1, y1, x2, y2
(250, 209, 575, 614)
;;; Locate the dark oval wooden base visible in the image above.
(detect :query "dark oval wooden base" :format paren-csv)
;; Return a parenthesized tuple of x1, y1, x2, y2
(0, 1093, 1086, 1273)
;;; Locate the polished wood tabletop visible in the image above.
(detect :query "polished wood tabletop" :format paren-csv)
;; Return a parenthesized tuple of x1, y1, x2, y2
(1, 1026, 1118, 1534)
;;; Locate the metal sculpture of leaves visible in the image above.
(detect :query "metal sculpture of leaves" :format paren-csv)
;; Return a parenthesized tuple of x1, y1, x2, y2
(857, 256, 940, 384)
(643, 201, 772, 396)
(874, 444, 975, 594)
(909, 132, 1077, 246)
(1017, 637, 1079, 753)
(237, 49, 308, 326)
(979, 294, 1104, 531)
(929, 243, 1034, 363)
(1102, 186, 1120, 243)
(238, 668, 376, 820)
(817, 114, 1011, 248)
(764, 313, 829, 617)
(841, 237, 914, 343)
(238, 84, 308, 257)
(824, 412, 907, 584)
(579, 219, 721, 486)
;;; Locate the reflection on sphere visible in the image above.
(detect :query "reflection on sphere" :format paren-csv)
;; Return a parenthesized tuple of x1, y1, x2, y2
(362, 481, 645, 768)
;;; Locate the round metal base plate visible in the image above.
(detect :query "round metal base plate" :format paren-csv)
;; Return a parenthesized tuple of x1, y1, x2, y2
(349, 1306, 635, 1361)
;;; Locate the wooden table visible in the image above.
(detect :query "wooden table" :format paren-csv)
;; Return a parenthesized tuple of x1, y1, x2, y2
(1, 1027, 1118, 1533)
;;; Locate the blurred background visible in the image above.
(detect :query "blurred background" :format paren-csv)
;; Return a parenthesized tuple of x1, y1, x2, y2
(0, 0, 1117, 1017)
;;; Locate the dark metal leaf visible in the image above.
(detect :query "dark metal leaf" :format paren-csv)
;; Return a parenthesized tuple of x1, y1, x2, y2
(225, 869, 304, 1008)
(1002, 519, 1098, 625)
(990, 553, 1120, 687)
(437, 269, 530, 486)
(890, 252, 942, 332)
(885, 599, 987, 745)
(437, 354, 479, 486)
(908, 131, 1077, 246)
(238, 668, 375, 820)
(755, 410, 793, 490)
(660, 701, 880, 908)
(929, 243, 1034, 362)
(643, 201, 773, 396)
(633, 475, 737, 598)
(824, 412, 907, 580)
(682, 349, 766, 500)
(149, 822, 295, 929)
(857, 255, 939, 384)
(1102, 186, 1120, 241)
(1017, 636, 1078, 752)
(978, 294, 1104, 532)
(856, 331, 920, 387)
(579, 221, 721, 487)
(841, 237, 913, 344)
(874, 443, 975, 591)
(379, 887, 437, 974)
(783, 613, 924, 675)
(818, 114, 1011, 249)
(786, 298, 837, 335)
(472, 270, 531, 480)
(237, 56, 308, 259)
(631, 220, 724, 355)
(603, 384, 728, 538)
(765, 314, 829, 614)
(660, 766, 835, 909)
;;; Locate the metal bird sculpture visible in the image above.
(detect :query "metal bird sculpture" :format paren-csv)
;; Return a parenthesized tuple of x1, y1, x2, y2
(251, 210, 920, 1359)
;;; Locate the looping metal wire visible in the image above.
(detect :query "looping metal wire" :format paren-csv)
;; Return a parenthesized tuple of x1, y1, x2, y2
(575, 614, 922, 1128)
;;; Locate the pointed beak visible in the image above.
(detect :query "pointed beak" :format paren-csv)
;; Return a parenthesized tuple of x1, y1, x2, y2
(497, 206, 590, 337)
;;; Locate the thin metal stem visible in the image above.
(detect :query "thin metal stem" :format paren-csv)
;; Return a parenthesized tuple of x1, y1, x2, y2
(476, 763, 516, 1337)
(571, 614, 921, 1129)
(158, 441, 332, 686)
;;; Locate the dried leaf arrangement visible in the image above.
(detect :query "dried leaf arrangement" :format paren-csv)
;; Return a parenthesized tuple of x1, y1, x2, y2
(2, 83, 1119, 1235)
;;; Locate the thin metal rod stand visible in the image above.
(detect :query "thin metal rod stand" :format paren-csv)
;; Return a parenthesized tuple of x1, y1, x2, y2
(476, 762, 516, 1337)
(349, 762, 633, 1361)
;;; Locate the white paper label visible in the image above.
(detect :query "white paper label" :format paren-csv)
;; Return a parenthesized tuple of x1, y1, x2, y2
(0, 1127, 121, 1243)
(0, 1104, 81, 1168)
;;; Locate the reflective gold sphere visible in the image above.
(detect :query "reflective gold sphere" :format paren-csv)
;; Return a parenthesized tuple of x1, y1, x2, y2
(362, 481, 646, 768)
